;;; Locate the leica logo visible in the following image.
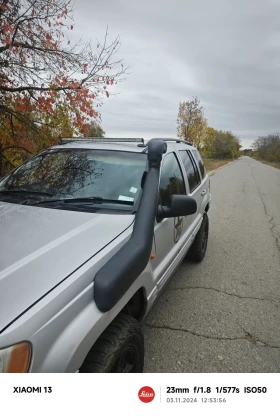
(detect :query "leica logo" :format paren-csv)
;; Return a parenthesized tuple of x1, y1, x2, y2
(138, 386, 155, 403)
(140, 391, 153, 397)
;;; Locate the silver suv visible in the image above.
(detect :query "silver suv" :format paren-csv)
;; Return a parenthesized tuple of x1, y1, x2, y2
(0, 138, 210, 373)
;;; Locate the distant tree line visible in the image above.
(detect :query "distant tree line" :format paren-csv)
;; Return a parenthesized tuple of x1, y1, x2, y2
(242, 148, 253, 156)
(177, 97, 241, 159)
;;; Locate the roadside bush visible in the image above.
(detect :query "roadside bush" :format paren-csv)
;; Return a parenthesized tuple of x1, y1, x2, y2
(252, 134, 280, 162)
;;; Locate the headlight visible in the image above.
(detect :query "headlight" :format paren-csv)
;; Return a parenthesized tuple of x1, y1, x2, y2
(0, 342, 31, 373)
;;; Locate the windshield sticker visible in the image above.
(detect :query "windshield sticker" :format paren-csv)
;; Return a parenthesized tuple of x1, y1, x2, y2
(129, 187, 138, 193)
(118, 195, 134, 202)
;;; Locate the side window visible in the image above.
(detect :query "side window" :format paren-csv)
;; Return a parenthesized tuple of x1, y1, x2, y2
(192, 149, 206, 179)
(159, 152, 186, 206)
(179, 150, 200, 193)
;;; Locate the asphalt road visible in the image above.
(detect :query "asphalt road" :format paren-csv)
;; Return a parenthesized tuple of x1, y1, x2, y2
(143, 156, 280, 372)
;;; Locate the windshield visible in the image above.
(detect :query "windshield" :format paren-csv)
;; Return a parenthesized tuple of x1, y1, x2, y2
(0, 149, 147, 205)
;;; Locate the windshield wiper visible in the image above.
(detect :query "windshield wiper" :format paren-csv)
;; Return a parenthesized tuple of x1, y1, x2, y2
(33, 196, 134, 205)
(0, 189, 53, 197)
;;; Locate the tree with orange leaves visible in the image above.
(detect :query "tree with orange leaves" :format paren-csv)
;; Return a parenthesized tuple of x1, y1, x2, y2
(0, 0, 126, 175)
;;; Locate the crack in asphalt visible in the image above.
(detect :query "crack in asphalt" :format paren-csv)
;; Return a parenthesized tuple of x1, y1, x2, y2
(167, 285, 280, 306)
(250, 164, 280, 252)
(237, 323, 280, 349)
(145, 322, 280, 349)
(258, 192, 280, 252)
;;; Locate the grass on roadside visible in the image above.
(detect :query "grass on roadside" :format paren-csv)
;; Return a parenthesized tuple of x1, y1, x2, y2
(203, 158, 232, 173)
(257, 160, 280, 170)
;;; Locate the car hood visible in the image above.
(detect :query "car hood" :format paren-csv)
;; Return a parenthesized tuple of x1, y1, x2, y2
(0, 202, 134, 333)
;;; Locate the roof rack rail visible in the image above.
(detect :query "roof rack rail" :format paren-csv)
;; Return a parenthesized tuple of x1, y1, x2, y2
(59, 137, 144, 144)
(152, 138, 193, 146)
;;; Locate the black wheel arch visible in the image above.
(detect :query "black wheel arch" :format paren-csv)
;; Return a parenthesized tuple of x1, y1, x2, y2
(121, 287, 147, 321)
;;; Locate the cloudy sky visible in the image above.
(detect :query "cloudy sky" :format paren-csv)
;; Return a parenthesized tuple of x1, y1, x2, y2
(74, 0, 280, 148)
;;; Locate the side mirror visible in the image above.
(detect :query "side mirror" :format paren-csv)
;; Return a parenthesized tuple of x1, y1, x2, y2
(157, 195, 197, 221)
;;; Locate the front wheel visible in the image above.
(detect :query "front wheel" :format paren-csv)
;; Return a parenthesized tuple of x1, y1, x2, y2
(79, 313, 144, 373)
(187, 213, 209, 262)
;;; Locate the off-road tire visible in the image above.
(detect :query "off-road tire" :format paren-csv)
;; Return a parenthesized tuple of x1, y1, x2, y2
(187, 213, 209, 262)
(79, 313, 144, 373)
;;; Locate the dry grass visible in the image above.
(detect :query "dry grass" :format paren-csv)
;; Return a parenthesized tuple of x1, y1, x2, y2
(258, 160, 280, 170)
(203, 158, 232, 173)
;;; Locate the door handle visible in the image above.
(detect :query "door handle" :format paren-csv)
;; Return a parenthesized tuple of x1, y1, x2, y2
(201, 189, 206, 195)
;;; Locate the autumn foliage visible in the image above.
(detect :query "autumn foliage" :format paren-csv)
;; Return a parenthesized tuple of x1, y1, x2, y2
(0, 0, 126, 174)
(177, 97, 211, 149)
(177, 97, 241, 159)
